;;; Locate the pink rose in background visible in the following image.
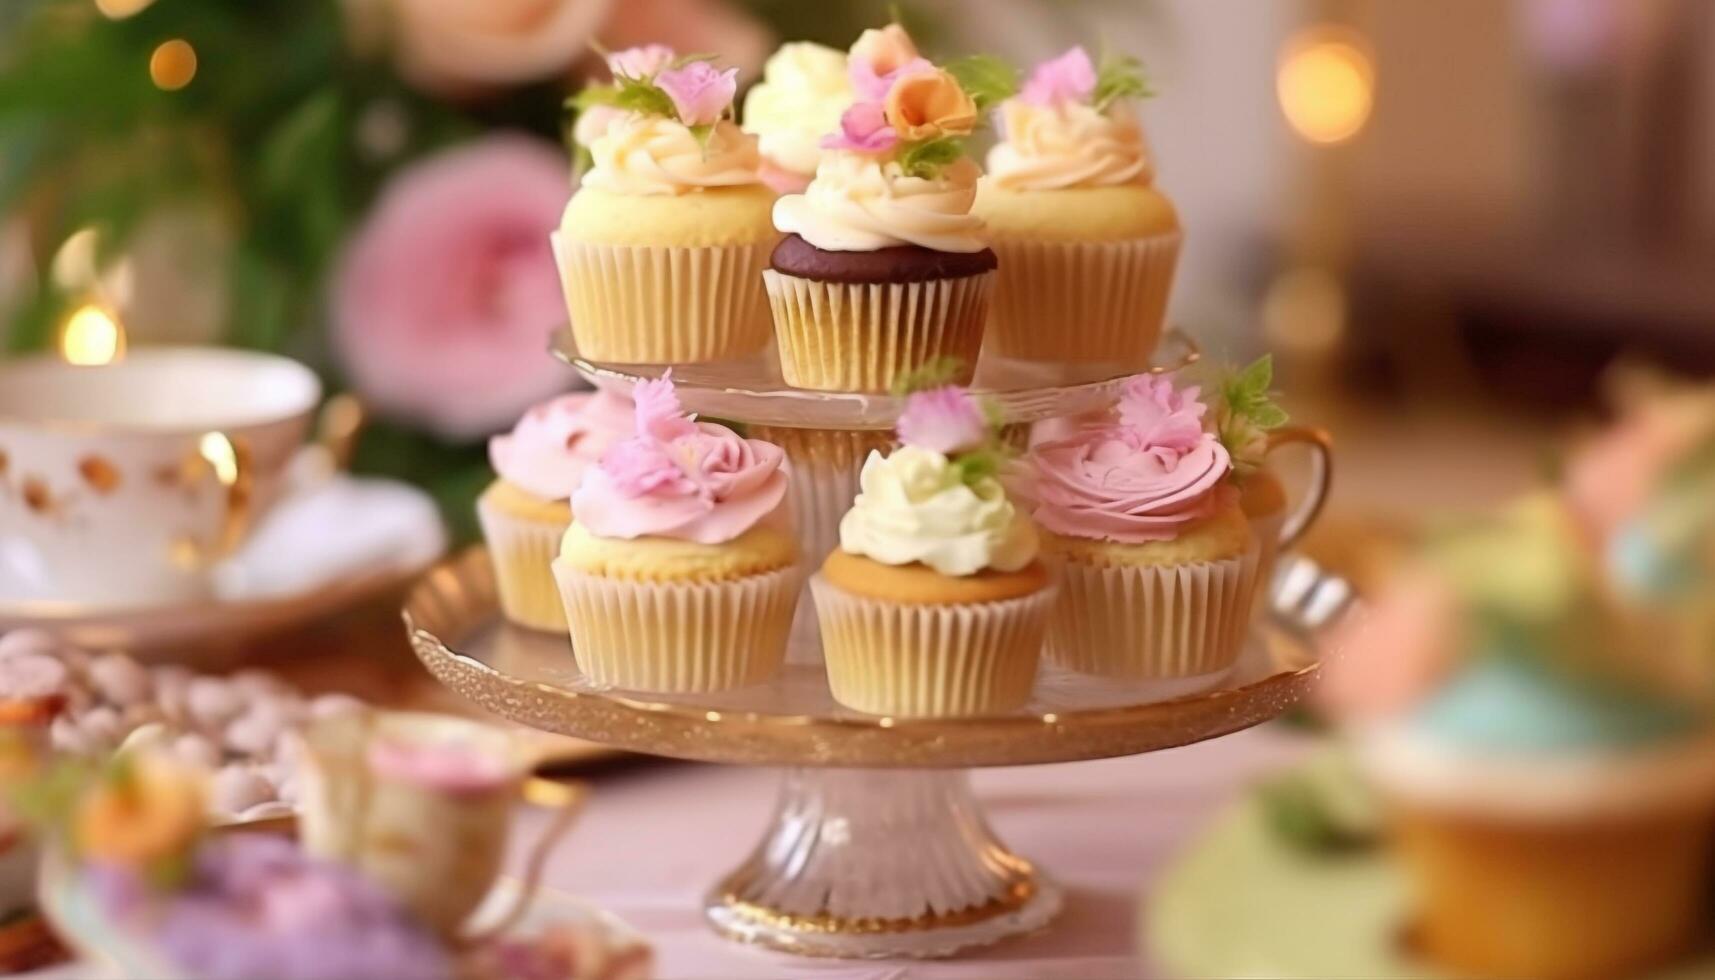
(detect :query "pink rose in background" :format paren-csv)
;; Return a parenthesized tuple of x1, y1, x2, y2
(607, 43, 674, 80)
(376, 0, 616, 99)
(655, 61, 738, 126)
(1318, 568, 1462, 722)
(1565, 392, 1715, 546)
(602, 0, 771, 81)
(821, 101, 897, 153)
(1019, 46, 1098, 107)
(333, 136, 574, 440)
(897, 386, 989, 455)
(849, 24, 920, 76)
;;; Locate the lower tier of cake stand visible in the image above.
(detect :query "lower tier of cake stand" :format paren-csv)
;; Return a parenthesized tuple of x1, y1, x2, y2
(706, 767, 1062, 958)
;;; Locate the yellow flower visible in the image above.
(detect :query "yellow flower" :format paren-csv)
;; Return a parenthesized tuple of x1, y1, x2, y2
(884, 68, 978, 142)
(75, 757, 204, 867)
(849, 24, 920, 77)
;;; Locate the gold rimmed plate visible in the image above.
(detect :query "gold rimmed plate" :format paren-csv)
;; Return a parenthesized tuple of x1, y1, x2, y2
(404, 548, 1355, 769)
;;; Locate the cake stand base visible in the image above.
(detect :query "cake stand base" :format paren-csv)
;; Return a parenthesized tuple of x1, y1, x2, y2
(705, 768, 1063, 958)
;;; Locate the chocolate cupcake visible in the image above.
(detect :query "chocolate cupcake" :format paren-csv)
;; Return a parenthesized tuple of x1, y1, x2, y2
(765, 26, 997, 392)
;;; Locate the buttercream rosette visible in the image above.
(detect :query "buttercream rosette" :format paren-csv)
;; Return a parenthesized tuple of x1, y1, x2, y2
(477, 390, 635, 632)
(1021, 374, 1258, 684)
(972, 46, 1181, 369)
(553, 375, 799, 693)
(812, 385, 1053, 717)
(742, 42, 854, 194)
(557, 48, 778, 365)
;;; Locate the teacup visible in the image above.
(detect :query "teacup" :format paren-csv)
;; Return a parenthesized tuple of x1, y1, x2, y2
(0, 348, 319, 607)
(297, 710, 580, 940)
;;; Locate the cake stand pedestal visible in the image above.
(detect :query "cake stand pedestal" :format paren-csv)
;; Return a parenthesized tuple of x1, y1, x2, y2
(403, 340, 1349, 958)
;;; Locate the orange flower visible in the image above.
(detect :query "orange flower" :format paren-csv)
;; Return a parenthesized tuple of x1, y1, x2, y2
(849, 24, 920, 76)
(884, 69, 977, 142)
(75, 757, 204, 867)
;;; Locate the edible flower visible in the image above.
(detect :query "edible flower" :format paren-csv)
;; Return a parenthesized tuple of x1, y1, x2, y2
(1018, 46, 1098, 107)
(654, 61, 739, 128)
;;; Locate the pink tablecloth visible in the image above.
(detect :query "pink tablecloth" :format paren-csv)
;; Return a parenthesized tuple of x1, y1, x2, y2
(511, 727, 1309, 980)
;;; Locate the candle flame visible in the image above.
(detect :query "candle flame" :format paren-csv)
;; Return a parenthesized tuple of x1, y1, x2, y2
(60, 305, 126, 366)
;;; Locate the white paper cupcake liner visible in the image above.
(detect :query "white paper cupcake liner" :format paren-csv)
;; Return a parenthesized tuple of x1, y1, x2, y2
(553, 233, 775, 364)
(985, 232, 1181, 368)
(766, 270, 994, 392)
(476, 493, 570, 633)
(553, 561, 800, 693)
(811, 576, 1053, 718)
(1044, 548, 1258, 679)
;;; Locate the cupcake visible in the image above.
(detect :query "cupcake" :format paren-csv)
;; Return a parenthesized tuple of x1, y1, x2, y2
(812, 385, 1051, 717)
(972, 48, 1180, 368)
(1024, 374, 1258, 682)
(1327, 494, 1715, 980)
(553, 375, 800, 692)
(741, 42, 854, 195)
(477, 390, 633, 632)
(557, 47, 778, 364)
(767, 25, 997, 392)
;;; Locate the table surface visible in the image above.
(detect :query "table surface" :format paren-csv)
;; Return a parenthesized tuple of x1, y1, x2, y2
(510, 726, 1310, 980)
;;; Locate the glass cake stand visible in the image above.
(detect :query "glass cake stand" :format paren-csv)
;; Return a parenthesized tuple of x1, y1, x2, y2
(404, 344, 1348, 959)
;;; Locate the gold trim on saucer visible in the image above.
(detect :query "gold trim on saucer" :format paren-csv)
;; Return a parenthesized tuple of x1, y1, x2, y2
(713, 878, 1038, 936)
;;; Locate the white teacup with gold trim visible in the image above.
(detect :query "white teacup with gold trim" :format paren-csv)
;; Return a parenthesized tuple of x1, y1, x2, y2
(0, 348, 319, 607)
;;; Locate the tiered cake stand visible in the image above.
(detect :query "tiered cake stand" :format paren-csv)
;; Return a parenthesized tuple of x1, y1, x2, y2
(403, 334, 1353, 959)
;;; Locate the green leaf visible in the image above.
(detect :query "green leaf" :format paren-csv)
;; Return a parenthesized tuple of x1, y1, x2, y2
(946, 54, 1019, 112)
(1235, 353, 1274, 398)
(1250, 403, 1290, 429)
(896, 136, 966, 180)
(889, 356, 967, 396)
(568, 84, 621, 114)
(1093, 52, 1154, 111)
(611, 76, 676, 120)
(688, 123, 715, 154)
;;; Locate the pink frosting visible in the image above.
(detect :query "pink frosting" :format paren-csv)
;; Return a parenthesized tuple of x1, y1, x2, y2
(1026, 376, 1233, 543)
(367, 738, 514, 795)
(488, 390, 635, 500)
(571, 376, 789, 544)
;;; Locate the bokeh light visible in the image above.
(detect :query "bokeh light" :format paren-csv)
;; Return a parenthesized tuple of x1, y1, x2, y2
(1278, 27, 1375, 145)
(59, 305, 126, 366)
(150, 39, 198, 91)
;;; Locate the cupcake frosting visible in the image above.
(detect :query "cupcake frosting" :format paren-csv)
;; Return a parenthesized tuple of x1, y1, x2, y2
(839, 446, 1039, 576)
(582, 115, 763, 197)
(571, 377, 789, 545)
(742, 42, 854, 180)
(987, 101, 1152, 191)
(488, 391, 634, 501)
(1028, 376, 1232, 543)
(774, 152, 987, 253)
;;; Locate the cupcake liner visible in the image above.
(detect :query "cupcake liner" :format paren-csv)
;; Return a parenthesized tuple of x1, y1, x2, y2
(553, 233, 775, 365)
(811, 576, 1053, 718)
(476, 494, 569, 633)
(1248, 509, 1286, 614)
(766, 270, 993, 392)
(553, 562, 800, 693)
(1044, 548, 1258, 679)
(747, 426, 894, 570)
(985, 232, 1181, 368)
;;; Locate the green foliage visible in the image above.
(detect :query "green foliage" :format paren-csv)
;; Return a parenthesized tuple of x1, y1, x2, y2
(1220, 355, 1289, 431)
(946, 54, 1019, 112)
(889, 356, 967, 396)
(1093, 51, 1154, 111)
(896, 135, 966, 180)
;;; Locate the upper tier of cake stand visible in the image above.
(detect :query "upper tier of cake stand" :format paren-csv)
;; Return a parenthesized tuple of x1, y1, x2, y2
(404, 548, 1355, 769)
(551, 326, 1199, 429)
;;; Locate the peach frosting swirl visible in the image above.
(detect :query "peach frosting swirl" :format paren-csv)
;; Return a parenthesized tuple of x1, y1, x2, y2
(571, 377, 789, 544)
(1026, 377, 1232, 543)
(582, 114, 763, 196)
(987, 101, 1153, 191)
(772, 151, 988, 252)
(488, 390, 635, 501)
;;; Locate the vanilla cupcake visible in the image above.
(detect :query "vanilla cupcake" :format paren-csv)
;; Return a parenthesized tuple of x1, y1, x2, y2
(553, 376, 800, 692)
(557, 47, 778, 364)
(477, 390, 633, 632)
(812, 386, 1051, 716)
(767, 26, 996, 392)
(742, 42, 854, 194)
(973, 47, 1179, 368)
(1025, 374, 1257, 682)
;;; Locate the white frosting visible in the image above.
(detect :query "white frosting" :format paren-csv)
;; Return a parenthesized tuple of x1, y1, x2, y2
(773, 152, 988, 253)
(837, 447, 1038, 576)
(741, 42, 853, 178)
(582, 115, 761, 197)
(986, 101, 1153, 191)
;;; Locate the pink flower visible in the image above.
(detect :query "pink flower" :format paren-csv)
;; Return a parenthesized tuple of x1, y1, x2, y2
(1318, 568, 1462, 722)
(655, 61, 738, 126)
(849, 55, 933, 102)
(897, 386, 989, 455)
(1118, 375, 1209, 457)
(377, 0, 611, 100)
(631, 372, 698, 443)
(333, 136, 572, 440)
(602, 0, 772, 82)
(1019, 46, 1098, 107)
(600, 439, 696, 498)
(820, 101, 898, 153)
(607, 43, 674, 80)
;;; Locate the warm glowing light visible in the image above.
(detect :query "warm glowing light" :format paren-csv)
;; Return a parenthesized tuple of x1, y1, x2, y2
(150, 40, 198, 91)
(50, 228, 100, 291)
(198, 433, 240, 486)
(59, 305, 126, 366)
(1278, 28, 1374, 145)
(94, 0, 155, 18)
(1263, 266, 1347, 353)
